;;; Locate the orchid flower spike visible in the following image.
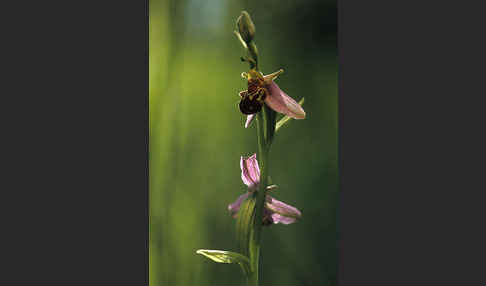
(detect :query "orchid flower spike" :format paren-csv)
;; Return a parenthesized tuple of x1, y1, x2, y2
(240, 69, 306, 128)
(228, 154, 302, 225)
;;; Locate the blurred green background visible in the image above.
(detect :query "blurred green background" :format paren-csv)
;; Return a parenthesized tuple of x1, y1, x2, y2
(150, 0, 337, 285)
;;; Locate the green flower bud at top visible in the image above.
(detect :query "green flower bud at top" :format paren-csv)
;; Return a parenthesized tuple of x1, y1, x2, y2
(237, 11, 255, 43)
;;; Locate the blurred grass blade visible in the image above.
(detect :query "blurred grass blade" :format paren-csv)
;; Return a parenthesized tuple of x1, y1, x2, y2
(196, 249, 251, 276)
(275, 97, 305, 132)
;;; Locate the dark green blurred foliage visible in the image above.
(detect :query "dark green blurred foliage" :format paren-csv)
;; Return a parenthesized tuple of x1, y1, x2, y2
(150, 0, 337, 285)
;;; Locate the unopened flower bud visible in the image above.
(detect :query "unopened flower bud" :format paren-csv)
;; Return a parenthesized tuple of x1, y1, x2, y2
(236, 11, 255, 44)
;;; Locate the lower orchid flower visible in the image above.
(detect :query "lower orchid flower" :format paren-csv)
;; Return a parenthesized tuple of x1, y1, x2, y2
(239, 69, 306, 128)
(228, 154, 302, 225)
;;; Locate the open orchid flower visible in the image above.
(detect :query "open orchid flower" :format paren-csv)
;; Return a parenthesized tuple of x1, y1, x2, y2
(228, 154, 302, 225)
(241, 69, 306, 128)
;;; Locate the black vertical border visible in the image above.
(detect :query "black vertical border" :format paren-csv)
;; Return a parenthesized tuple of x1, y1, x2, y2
(339, 0, 486, 286)
(2, 0, 150, 285)
(337, 0, 344, 283)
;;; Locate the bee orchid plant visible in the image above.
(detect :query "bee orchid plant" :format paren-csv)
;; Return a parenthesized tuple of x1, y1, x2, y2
(196, 11, 306, 286)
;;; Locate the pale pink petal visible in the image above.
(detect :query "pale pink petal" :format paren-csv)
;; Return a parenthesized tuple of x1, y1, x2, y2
(240, 154, 260, 189)
(228, 192, 251, 218)
(264, 81, 305, 119)
(270, 213, 297, 224)
(264, 195, 302, 225)
(245, 114, 256, 128)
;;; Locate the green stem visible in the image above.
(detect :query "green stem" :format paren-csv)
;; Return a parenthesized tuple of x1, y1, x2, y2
(247, 105, 274, 286)
(247, 268, 258, 286)
(236, 13, 276, 283)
